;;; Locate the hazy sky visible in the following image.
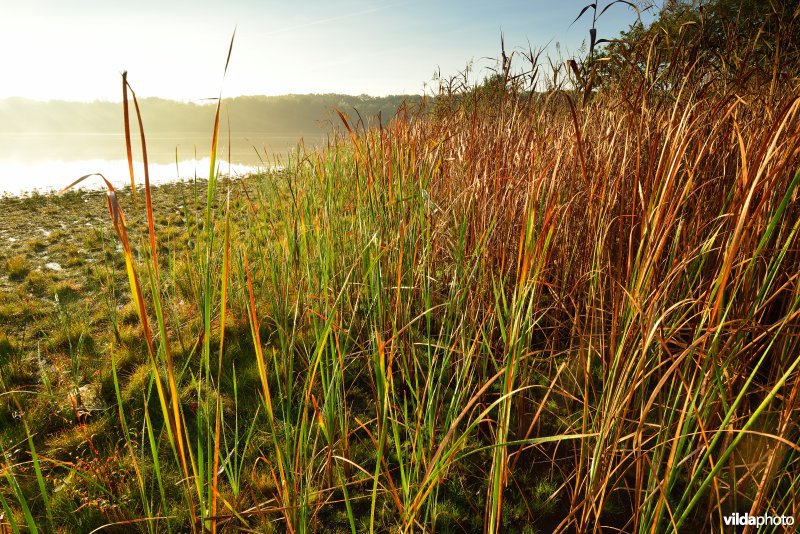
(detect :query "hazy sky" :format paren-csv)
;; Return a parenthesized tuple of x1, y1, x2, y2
(1, 0, 654, 102)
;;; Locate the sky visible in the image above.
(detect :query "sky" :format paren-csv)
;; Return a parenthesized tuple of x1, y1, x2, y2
(0, 0, 656, 102)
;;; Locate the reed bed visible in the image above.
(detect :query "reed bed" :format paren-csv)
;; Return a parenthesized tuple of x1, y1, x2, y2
(1, 9, 800, 533)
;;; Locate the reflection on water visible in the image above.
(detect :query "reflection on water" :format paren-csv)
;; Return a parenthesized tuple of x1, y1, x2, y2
(0, 131, 326, 195)
(0, 158, 261, 196)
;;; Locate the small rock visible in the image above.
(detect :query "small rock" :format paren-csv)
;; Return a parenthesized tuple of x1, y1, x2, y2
(78, 384, 105, 411)
(69, 383, 106, 419)
(45, 262, 62, 271)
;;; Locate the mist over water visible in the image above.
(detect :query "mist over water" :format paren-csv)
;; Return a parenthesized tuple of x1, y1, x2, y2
(0, 94, 413, 195)
(0, 131, 325, 195)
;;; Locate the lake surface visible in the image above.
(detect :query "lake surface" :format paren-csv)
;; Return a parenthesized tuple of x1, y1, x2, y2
(0, 131, 327, 195)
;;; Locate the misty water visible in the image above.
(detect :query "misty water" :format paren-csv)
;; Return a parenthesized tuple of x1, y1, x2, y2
(0, 131, 326, 195)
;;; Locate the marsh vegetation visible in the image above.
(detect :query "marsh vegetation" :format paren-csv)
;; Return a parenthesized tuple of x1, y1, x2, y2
(1, 1, 800, 532)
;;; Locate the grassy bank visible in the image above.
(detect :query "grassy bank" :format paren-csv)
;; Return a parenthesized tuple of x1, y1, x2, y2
(2, 6, 800, 533)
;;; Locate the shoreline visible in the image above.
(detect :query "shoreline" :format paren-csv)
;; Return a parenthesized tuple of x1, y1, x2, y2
(0, 162, 276, 198)
(0, 173, 268, 296)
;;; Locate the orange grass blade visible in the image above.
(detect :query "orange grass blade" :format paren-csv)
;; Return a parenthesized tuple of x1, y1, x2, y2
(244, 252, 290, 516)
(123, 77, 159, 278)
(60, 173, 197, 528)
(59, 174, 148, 340)
(125, 77, 199, 520)
(122, 71, 137, 206)
(335, 109, 364, 158)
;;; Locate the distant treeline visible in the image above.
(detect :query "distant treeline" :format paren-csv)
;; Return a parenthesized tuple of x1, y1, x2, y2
(0, 94, 422, 134)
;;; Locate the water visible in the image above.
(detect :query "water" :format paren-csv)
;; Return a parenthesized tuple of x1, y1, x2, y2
(0, 131, 326, 195)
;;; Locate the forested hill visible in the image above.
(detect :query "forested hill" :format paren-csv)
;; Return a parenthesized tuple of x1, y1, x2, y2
(0, 94, 421, 134)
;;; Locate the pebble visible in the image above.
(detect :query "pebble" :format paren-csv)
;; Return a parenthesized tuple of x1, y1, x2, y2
(45, 262, 62, 271)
